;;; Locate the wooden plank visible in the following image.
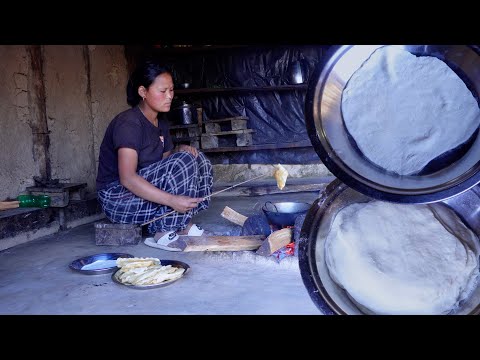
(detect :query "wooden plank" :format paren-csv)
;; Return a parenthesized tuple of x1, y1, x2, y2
(221, 206, 248, 226)
(205, 116, 248, 123)
(208, 129, 254, 136)
(170, 124, 199, 129)
(0, 201, 20, 211)
(172, 136, 200, 142)
(236, 133, 253, 146)
(231, 119, 248, 130)
(205, 123, 221, 133)
(27, 182, 87, 192)
(201, 134, 219, 149)
(201, 140, 313, 153)
(174, 84, 308, 95)
(178, 235, 265, 252)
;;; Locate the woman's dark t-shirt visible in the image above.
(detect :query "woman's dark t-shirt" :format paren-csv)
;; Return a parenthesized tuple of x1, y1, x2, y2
(96, 106, 174, 191)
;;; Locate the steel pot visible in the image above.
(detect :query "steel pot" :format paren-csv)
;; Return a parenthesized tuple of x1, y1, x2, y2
(305, 45, 480, 203)
(170, 101, 197, 125)
(262, 201, 311, 227)
(298, 179, 480, 315)
(288, 59, 309, 85)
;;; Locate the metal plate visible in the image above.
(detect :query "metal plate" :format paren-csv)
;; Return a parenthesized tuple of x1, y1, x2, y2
(111, 260, 190, 290)
(69, 253, 134, 275)
(305, 45, 480, 203)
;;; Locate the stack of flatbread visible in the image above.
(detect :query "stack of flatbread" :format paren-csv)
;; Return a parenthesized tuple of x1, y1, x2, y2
(115, 257, 185, 286)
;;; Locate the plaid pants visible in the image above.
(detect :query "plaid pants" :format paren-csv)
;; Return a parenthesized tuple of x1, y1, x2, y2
(97, 151, 213, 234)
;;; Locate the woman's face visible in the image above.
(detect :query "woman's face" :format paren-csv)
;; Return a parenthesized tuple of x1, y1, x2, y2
(144, 73, 174, 113)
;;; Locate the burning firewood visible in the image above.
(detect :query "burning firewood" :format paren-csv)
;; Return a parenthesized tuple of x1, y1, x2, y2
(255, 228, 292, 256)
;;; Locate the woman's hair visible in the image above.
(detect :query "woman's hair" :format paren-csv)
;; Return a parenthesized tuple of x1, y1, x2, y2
(126, 60, 171, 107)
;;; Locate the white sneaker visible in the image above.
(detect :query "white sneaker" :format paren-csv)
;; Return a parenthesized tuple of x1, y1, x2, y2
(144, 231, 182, 251)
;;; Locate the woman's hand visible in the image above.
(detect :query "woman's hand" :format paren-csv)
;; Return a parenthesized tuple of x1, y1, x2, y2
(176, 144, 198, 157)
(169, 195, 204, 213)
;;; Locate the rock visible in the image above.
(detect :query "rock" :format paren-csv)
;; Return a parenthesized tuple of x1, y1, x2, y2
(241, 214, 272, 236)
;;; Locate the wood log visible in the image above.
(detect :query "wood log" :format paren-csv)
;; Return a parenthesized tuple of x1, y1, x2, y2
(0, 201, 20, 211)
(255, 228, 292, 256)
(221, 206, 248, 226)
(168, 235, 265, 252)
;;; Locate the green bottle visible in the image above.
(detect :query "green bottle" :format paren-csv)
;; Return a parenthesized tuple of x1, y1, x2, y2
(17, 194, 51, 208)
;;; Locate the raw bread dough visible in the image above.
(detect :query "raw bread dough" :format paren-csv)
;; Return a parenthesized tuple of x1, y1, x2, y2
(325, 200, 479, 315)
(341, 46, 480, 175)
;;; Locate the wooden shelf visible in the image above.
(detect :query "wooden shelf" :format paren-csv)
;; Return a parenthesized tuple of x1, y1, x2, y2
(201, 140, 313, 153)
(174, 84, 308, 96)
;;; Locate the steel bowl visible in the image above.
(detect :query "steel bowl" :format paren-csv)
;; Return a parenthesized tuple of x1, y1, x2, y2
(69, 253, 134, 275)
(298, 179, 480, 315)
(305, 45, 480, 203)
(262, 201, 311, 227)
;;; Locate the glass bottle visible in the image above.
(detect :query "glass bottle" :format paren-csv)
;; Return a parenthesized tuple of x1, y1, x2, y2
(17, 194, 51, 208)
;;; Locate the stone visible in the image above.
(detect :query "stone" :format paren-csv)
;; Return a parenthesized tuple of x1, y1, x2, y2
(94, 222, 141, 246)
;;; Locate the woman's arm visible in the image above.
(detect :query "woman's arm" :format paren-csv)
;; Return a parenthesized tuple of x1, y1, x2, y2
(118, 147, 202, 213)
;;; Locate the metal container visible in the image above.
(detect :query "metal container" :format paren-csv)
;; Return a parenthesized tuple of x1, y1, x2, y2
(298, 179, 480, 315)
(288, 60, 309, 84)
(262, 201, 311, 227)
(299, 45, 480, 315)
(170, 101, 197, 125)
(69, 253, 134, 275)
(305, 45, 480, 203)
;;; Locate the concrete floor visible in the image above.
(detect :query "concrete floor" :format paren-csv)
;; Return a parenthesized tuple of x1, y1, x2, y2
(0, 188, 324, 315)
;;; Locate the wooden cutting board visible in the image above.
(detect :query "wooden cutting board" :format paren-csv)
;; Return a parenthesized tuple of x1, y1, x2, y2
(168, 235, 265, 252)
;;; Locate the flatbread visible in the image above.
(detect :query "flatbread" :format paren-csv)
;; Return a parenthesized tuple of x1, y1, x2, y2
(273, 164, 288, 190)
(325, 200, 479, 315)
(341, 46, 480, 175)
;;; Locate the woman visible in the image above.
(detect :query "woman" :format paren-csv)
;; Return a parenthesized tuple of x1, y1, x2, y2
(96, 60, 213, 251)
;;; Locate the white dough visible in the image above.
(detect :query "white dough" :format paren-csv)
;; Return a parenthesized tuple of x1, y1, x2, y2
(341, 46, 480, 175)
(324, 201, 479, 315)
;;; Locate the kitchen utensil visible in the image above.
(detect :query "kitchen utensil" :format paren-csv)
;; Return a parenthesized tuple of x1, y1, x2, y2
(288, 59, 309, 84)
(262, 201, 311, 227)
(299, 179, 480, 315)
(170, 100, 197, 125)
(69, 253, 134, 275)
(141, 173, 268, 226)
(305, 45, 480, 203)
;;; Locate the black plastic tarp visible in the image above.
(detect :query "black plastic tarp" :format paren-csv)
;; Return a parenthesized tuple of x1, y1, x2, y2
(156, 45, 330, 163)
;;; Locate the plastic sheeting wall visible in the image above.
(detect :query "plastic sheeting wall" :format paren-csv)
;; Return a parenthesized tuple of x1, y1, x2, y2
(154, 45, 330, 164)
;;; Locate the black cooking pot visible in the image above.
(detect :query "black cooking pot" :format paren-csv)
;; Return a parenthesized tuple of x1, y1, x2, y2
(170, 101, 197, 125)
(262, 201, 311, 227)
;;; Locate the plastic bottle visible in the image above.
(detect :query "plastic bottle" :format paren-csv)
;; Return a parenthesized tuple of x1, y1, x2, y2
(17, 194, 51, 208)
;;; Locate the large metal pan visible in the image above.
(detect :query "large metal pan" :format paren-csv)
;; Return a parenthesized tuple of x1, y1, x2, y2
(305, 45, 480, 203)
(298, 179, 480, 315)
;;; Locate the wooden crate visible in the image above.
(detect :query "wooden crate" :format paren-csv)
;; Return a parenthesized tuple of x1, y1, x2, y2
(169, 123, 201, 148)
(201, 116, 255, 149)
